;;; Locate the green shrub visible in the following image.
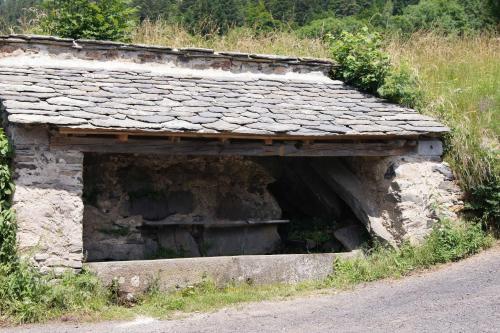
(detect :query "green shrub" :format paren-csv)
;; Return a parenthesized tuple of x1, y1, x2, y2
(378, 62, 422, 108)
(0, 264, 111, 323)
(40, 0, 137, 41)
(0, 129, 15, 268)
(244, 0, 282, 33)
(328, 27, 420, 106)
(467, 179, 500, 231)
(328, 27, 391, 94)
(389, 0, 473, 35)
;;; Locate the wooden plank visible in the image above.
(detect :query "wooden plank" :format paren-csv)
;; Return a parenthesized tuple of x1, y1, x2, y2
(142, 219, 290, 227)
(58, 127, 424, 142)
(50, 135, 417, 157)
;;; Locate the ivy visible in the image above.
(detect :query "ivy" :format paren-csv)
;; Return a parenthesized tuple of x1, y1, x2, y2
(0, 128, 16, 269)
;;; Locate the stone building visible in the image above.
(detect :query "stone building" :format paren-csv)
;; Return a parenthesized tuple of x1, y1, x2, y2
(0, 35, 461, 287)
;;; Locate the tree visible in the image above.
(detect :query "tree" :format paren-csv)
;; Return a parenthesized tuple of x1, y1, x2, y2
(245, 0, 281, 32)
(178, 0, 243, 35)
(132, 0, 178, 21)
(40, 0, 138, 41)
(389, 0, 471, 34)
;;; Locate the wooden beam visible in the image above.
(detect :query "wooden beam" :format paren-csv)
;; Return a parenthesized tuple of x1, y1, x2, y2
(57, 127, 424, 142)
(49, 135, 417, 157)
(116, 134, 128, 142)
(143, 219, 290, 228)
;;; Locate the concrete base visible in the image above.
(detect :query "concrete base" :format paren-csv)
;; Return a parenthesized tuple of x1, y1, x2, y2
(85, 253, 353, 293)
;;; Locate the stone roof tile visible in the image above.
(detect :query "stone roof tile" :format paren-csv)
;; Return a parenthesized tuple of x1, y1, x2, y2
(0, 65, 448, 137)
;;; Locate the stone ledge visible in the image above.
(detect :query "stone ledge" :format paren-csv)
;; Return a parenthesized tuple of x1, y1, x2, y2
(0, 34, 334, 73)
(85, 253, 356, 293)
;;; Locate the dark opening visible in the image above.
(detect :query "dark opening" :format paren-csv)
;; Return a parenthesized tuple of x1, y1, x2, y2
(82, 153, 370, 262)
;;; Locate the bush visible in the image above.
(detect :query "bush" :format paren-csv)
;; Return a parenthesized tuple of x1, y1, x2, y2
(0, 264, 111, 323)
(244, 0, 282, 33)
(328, 27, 390, 94)
(389, 0, 472, 35)
(467, 179, 500, 232)
(0, 129, 15, 268)
(378, 62, 422, 108)
(40, 0, 137, 41)
(328, 27, 420, 106)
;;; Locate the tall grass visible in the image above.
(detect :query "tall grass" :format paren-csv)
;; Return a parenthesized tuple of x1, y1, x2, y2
(386, 33, 499, 194)
(131, 20, 329, 58)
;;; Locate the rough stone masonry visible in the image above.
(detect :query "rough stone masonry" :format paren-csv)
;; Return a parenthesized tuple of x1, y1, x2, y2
(0, 35, 463, 276)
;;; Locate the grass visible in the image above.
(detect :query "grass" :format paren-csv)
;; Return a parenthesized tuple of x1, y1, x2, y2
(386, 33, 499, 193)
(0, 220, 494, 325)
(130, 20, 330, 58)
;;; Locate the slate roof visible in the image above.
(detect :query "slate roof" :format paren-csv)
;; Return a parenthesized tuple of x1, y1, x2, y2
(0, 37, 448, 138)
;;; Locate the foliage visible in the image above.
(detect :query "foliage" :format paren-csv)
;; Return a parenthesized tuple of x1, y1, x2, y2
(467, 180, 500, 231)
(132, 0, 177, 21)
(297, 16, 369, 39)
(39, 0, 137, 41)
(377, 61, 422, 108)
(177, 0, 243, 35)
(0, 129, 15, 269)
(131, 20, 330, 58)
(389, 0, 498, 35)
(327, 220, 493, 287)
(328, 27, 390, 94)
(0, 265, 111, 323)
(0, 0, 40, 32)
(244, 0, 282, 33)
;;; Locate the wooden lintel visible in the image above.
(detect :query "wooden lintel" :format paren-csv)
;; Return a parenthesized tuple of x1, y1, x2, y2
(50, 135, 418, 157)
(264, 138, 273, 146)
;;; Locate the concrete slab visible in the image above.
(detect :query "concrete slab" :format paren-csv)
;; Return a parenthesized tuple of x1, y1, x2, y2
(85, 253, 352, 293)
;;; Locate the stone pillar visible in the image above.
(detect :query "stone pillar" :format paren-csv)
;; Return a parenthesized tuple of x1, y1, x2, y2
(346, 147, 463, 245)
(8, 125, 84, 273)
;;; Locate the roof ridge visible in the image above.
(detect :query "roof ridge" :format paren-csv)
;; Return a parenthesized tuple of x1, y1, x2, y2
(0, 34, 334, 67)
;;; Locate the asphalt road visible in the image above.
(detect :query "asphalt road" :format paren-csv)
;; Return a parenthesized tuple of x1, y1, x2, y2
(5, 246, 500, 333)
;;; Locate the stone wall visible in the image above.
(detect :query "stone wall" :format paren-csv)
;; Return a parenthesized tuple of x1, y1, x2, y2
(355, 155, 462, 244)
(340, 154, 463, 245)
(309, 147, 463, 245)
(7, 125, 84, 273)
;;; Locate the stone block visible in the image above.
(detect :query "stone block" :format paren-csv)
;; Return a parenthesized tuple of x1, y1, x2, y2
(418, 140, 443, 156)
(334, 224, 368, 251)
